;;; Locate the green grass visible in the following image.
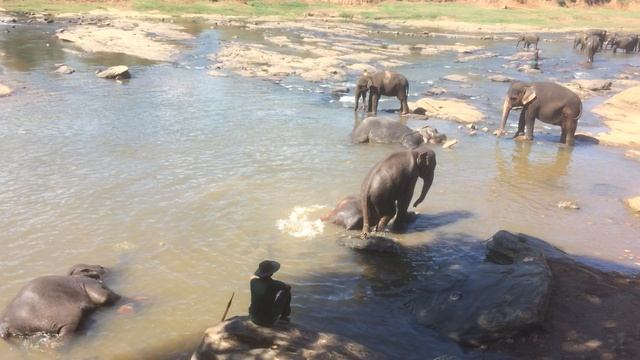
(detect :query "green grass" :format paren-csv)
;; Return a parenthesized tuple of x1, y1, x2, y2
(3, 0, 640, 30)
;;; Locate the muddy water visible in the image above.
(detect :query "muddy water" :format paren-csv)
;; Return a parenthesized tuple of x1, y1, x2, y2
(1, 20, 640, 359)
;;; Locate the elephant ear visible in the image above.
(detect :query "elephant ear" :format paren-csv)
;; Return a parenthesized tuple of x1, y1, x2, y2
(522, 86, 537, 105)
(416, 148, 434, 168)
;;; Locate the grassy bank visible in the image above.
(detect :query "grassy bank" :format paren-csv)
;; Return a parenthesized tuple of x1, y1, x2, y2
(3, 0, 640, 30)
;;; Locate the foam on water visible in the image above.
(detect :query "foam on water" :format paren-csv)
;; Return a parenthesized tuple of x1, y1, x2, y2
(276, 205, 326, 238)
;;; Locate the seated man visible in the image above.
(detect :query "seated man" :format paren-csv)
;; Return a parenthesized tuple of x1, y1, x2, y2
(249, 260, 291, 327)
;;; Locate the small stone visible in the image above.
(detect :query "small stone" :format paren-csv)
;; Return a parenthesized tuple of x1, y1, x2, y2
(481, 127, 489, 132)
(207, 69, 227, 77)
(96, 65, 131, 80)
(413, 107, 426, 115)
(557, 201, 580, 210)
(466, 123, 476, 130)
(443, 74, 468, 82)
(469, 130, 477, 136)
(425, 87, 447, 96)
(625, 196, 640, 213)
(54, 64, 75, 74)
(489, 74, 513, 82)
(0, 84, 13, 97)
(442, 139, 458, 149)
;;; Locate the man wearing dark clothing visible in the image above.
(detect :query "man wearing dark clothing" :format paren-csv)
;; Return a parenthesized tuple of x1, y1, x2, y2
(249, 260, 291, 327)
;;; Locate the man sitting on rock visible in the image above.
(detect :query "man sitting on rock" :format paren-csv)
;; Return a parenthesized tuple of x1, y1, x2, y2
(249, 260, 291, 327)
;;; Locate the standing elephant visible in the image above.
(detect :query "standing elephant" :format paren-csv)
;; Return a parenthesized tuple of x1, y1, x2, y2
(573, 32, 588, 50)
(516, 33, 540, 50)
(361, 146, 436, 236)
(321, 195, 363, 230)
(354, 70, 410, 115)
(587, 29, 607, 50)
(351, 117, 446, 148)
(584, 35, 602, 63)
(0, 264, 121, 343)
(610, 36, 638, 53)
(495, 82, 582, 146)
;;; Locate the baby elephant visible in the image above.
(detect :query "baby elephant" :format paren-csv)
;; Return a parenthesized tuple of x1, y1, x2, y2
(361, 146, 436, 236)
(352, 117, 446, 149)
(321, 195, 363, 230)
(0, 264, 121, 343)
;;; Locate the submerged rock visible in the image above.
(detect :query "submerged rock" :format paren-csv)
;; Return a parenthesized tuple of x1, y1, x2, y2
(488, 75, 513, 82)
(442, 74, 468, 82)
(408, 230, 552, 345)
(625, 149, 640, 162)
(96, 65, 131, 80)
(191, 316, 385, 360)
(338, 235, 402, 254)
(54, 64, 75, 74)
(557, 201, 580, 210)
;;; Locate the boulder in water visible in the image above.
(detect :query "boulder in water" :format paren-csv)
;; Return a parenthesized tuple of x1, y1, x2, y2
(96, 65, 131, 80)
(191, 316, 385, 360)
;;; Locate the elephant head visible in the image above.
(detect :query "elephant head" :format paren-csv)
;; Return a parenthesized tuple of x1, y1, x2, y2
(68, 264, 106, 281)
(496, 82, 536, 136)
(354, 72, 372, 111)
(413, 147, 437, 208)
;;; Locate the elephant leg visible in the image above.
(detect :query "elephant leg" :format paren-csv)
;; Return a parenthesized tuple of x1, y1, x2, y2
(562, 113, 578, 146)
(371, 94, 379, 115)
(524, 107, 536, 141)
(513, 109, 526, 137)
(398, 95, 409, 114)
(375, 215, 393, 233)
(367, 93, 373, 113)
(393, 193, 413, 231)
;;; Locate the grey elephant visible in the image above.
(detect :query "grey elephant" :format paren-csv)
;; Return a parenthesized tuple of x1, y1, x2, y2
(587, 29, 607, 50)
(354, 70, 410, 115)
(516, 33, 540, 50)
(573, 32, 588, 50)
(0, 264, 121, 343)
(321, 195, 363, 230)
(609, 36, 638, 53)
(361, 146, 436, 236)
(584, 35, 602, 63)
(495, 82, 582, 146)
(351, 117, 446, 148)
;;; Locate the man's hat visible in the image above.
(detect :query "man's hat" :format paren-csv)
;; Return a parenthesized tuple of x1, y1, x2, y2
(254, 260, 281, 278)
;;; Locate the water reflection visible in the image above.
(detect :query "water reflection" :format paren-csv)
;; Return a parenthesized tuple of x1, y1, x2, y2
(0, 25, 65, 71)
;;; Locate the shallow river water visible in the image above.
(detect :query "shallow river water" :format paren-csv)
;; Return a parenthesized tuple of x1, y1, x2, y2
(1, 20, 639, 359)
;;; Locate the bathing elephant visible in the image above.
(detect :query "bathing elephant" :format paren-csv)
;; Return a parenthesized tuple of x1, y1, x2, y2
(495, 82, 582, 146)
(321, 195, 363, 230)
(516, 33, 540, 50)
(354, 70, 410, 115)
(587, 29, 607, 50)
(610, 36, 638, 53)
(573, 32, 588, 50)
(584, 35, 602, 63)
(0, 264, 121, 343)
(351, 117, 446, 148)
(361, 146, 436, 236)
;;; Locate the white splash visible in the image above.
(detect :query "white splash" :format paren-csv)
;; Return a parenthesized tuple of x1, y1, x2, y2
(276, 205, 326, 238)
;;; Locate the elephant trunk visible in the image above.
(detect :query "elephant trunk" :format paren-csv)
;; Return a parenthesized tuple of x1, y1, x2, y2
(413, 169, 434, 208)
(497, 97, 512, 136)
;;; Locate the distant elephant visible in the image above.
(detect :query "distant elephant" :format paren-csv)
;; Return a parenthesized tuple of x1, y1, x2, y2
(351, 117, 446, 148)
(587, 29, 607, 50)
(361, 146, 436, 236)
(573, 32, 588, 50)
(354, 70, 410, 115)
(584, 35, 601, 63)
(495, 82, 582, 146)
(321, 195, 363, 230)
(0, 264, 121, 343)
(609, 36, 638, 53)
(516, 33, 540, 50)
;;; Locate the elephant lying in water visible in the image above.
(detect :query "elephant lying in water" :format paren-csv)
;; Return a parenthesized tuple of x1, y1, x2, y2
(0, 264, 121, 344)
(351, 117, 446, 148)
(361, 146, 436, 236)
(321, 195, 363, 230)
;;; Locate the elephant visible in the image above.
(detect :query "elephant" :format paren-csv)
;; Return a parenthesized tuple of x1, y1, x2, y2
(351, 117, 446, 148)
(586, 29, 607, 50)
(0, 264, 121, 343)
(584, 35, 602, 63)
(495, 82, 582, 146)
(609, 36, 638, 53)
(354, 70, 410, 115)
(516, 33, 540, 50)
(573, 32, 588, 50)
(321, 195, 363, 230)
(360, 146, 436, 236)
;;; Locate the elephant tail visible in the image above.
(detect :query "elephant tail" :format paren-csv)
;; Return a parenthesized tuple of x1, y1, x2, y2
(576, 101, 583, 120)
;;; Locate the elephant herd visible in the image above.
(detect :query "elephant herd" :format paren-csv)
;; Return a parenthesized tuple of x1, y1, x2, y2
(1, 30, 591, 352)
(572, 28, 640, 63)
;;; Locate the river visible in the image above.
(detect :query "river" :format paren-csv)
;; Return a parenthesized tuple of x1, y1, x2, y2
(1, 19, 639, 359)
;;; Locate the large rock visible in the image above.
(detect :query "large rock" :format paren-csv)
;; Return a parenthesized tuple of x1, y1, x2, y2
(191, 316, 385, 360)
(54, 64, 75, 74)
(337, 235, 402, 254)
(592, 86, 640, 147)
(625, 196, 640, 213)
(408, 230, 552, 345)
(96, 65, 131, 80)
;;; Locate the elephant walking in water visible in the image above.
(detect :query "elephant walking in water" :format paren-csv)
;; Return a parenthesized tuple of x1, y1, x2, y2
(516, 33, 540, 50)
(360, 146, 436, 236)
(584, 35, 602, 63)
(0, 264, 121, 344)
(495, 82, 582, 146)
(354, 70, 410, 115)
